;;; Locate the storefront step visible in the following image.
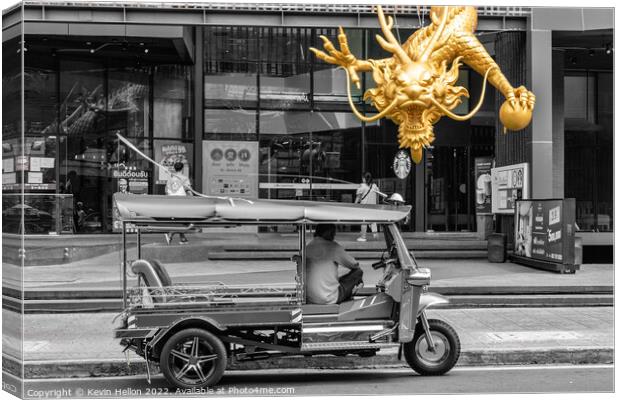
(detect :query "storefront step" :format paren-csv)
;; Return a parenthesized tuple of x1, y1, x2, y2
(207, 250, 488, 260)
(219, 240, 488, 251)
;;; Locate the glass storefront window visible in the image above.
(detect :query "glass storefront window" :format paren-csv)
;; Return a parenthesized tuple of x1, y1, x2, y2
(259, 27, 312, 110)
(204, 26, 258, 109)
(2, 36, 23, 233)
(258, 110, 361, 202)
(204, 109, 257, 141)
(154, 65, 193, 139)
(564, 71, 613, 231)
(313, 28, 364, 106)
(15, 32, 193, 233)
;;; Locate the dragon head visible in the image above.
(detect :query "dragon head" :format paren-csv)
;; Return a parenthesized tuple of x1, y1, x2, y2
(359, 6, 493, 163)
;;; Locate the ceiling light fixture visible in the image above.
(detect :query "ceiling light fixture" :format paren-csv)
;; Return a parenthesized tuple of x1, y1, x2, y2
(605, 43, 612, 55)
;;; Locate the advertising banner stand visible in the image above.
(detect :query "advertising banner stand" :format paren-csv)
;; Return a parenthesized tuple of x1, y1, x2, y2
(474, 157, 493, 239)
(511, 198, 578, 274)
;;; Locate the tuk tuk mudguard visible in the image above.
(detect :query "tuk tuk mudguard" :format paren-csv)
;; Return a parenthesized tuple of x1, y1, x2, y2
(416, 293, 450, 316)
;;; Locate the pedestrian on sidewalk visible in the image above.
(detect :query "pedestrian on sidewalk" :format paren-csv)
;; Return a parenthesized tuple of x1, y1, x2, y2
(164, 162, 192, 245)
(355, 172, 379, 242)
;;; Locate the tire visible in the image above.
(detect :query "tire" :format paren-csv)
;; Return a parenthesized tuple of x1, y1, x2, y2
(404, 319, 460, 375)
(159, 328, 227, 389)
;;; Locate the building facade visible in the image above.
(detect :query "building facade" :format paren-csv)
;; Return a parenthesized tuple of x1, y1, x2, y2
(2, 2, 613, 250)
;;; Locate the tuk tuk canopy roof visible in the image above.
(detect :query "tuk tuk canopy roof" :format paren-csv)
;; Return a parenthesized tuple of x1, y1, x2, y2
(113, 194, 411, 224)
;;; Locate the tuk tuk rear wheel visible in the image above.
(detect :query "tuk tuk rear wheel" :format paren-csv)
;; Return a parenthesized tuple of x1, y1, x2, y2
(160, 328, 227, 389)
(404, 319, 460, 375)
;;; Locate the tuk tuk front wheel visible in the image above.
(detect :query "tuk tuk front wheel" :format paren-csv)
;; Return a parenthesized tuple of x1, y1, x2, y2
(160, 328, 227, 389)
(404, 319, 460, 375)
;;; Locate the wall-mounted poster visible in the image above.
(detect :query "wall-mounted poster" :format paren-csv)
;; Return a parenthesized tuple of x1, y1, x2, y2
(491, 162, 529, 214)
(154, 141, 193, 185)
(514, 198, 577, 271)
(202, 141, 258, 198)
(2, 158, 14, 173)
(475, 157, 493, 215)
(112, 169, 149, 195)
(15, 156, 29, 171)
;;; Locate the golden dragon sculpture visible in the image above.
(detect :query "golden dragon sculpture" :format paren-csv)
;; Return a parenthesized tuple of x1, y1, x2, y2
(310, 5, 535, 163)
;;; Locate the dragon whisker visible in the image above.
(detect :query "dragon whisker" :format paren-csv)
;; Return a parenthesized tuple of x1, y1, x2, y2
(430, 67, 494, 121)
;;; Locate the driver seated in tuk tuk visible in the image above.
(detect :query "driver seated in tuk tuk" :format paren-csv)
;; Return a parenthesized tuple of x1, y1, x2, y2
(306, 224, 364, 304)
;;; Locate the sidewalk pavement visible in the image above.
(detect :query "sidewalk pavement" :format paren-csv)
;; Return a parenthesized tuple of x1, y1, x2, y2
(2, 306, 614, 379)
(3, 245, 613, 293)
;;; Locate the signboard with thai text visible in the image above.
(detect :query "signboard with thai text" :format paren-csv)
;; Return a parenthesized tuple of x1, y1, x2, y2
(202, 141, 258, 198)
(475, 157, 493, 215)
(514, 198, 576, 265)
(491, 162, 529, 214)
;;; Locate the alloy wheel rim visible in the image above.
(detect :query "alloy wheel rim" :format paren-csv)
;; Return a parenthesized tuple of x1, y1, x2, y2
(169, 336, 218, 385)
(415, 331, 450, 366)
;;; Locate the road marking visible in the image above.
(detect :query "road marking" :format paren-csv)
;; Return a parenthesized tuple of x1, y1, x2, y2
(23, 341, 48, 352)
(21, 364, 613, 383)
(486, 331, 582, 342)
(454, 364, 613, 372)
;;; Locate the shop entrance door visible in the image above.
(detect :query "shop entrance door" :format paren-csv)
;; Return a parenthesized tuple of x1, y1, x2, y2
(426, 146, 474, 232)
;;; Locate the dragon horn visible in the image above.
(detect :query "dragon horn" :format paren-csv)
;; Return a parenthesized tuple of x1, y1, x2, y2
(376, 5, 412, 65)
(418, 6, 449, 62)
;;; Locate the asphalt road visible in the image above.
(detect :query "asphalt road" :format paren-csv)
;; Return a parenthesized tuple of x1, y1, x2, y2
(6, 365, 613, 398)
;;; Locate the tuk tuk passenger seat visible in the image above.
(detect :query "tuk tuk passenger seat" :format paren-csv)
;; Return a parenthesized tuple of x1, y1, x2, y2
(131, 259, 172, 303)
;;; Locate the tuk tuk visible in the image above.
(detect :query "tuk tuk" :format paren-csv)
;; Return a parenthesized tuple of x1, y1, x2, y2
(113, 193, 460, 389)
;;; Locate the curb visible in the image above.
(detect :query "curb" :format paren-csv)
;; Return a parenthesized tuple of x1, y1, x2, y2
(4, 294, 613, 314)
(4, 347, 614, 380)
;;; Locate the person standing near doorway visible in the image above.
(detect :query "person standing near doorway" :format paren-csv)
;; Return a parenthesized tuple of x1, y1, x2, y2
(355, 172, 379, 242)
(164, 162, 192, 245)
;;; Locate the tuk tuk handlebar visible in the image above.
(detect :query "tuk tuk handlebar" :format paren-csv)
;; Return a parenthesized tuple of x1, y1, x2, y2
(372, 258, 397, 270)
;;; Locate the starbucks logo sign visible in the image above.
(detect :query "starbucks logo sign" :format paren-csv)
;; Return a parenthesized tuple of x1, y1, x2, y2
(393, 150, 412, 179)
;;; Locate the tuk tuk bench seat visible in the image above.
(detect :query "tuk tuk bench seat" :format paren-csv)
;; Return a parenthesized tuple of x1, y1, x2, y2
(129, 259, 300, 307)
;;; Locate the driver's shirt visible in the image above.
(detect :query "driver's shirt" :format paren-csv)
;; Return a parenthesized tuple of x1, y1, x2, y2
(306, 236, 358, 304)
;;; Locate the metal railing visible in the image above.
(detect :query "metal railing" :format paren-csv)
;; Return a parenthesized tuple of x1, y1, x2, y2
(16, 1, 532, 18)
(128, 282, 301, 309)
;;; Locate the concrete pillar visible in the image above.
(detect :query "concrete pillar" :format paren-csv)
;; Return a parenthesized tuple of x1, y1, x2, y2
(193, 26, 203, 192)
(551, 50, 565, 198)
(527, 29, 554, 199)
(414, 154, 426, 232)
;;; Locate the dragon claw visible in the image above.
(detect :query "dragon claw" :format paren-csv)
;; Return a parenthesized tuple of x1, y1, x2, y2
(500, 86, 535, 131)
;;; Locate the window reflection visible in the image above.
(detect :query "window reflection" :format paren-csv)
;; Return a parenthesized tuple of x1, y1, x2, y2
(313, 28, 364, 105)
(14, 34, 192, 233)
(564, 72, 613, 231)
(258, 111, 361, 202)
